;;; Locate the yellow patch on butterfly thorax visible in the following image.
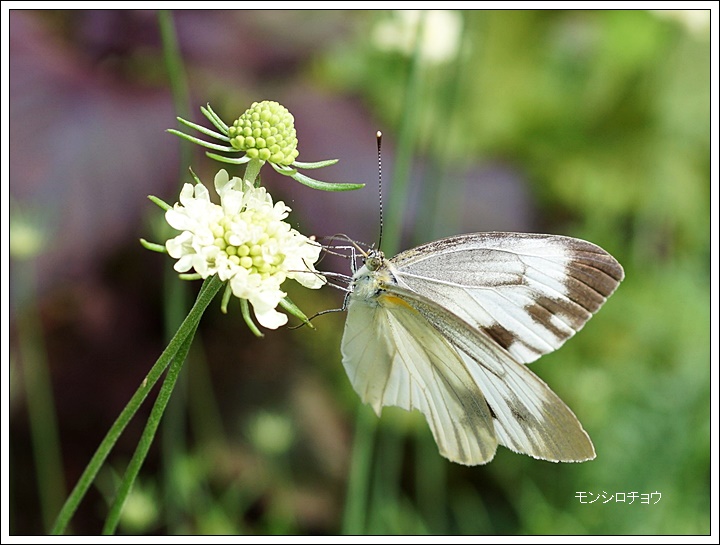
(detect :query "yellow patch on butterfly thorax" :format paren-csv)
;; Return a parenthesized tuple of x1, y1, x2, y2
(377, 292, 415, 310)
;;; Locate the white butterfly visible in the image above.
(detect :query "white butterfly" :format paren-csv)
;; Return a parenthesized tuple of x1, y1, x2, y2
(340, 232, 624, 465)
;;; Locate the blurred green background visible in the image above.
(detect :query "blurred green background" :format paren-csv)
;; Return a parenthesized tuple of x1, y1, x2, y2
(8, 9, 710, 535)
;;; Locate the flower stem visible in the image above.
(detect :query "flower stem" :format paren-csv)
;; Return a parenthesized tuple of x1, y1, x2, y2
(244, 158, 263, 186)
(101, 328, 196, 535)
(157, 10, 191, 135)
(50, 275, 223, 535)
(158, 9, 196, 532)
(381, 10, 427, 255)
(341, 405, 376, 534)
(342, 11, 428, 533)
(16, 260, 67, 532)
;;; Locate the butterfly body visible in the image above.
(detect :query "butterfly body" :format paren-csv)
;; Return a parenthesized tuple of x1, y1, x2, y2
(340, 232, 624, 465)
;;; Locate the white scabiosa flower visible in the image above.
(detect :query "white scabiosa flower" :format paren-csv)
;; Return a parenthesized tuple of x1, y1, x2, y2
(165, 169, 325, 329)
(372, 10, 462, 65)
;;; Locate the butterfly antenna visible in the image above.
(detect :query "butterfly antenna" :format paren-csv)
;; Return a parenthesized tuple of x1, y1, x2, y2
(376, 130, 384, 251)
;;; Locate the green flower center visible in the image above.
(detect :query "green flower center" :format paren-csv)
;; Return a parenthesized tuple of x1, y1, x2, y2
(210, 212, 287, 283)
(227, 100, 299, 166)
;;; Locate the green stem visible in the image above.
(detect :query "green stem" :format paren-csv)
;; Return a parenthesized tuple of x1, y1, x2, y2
(419, 12, 470, 244)
(244, 158, 263, 186)
(102, 329, 196, 535)
(158, 9, 195, 533)
(50, 276, 223, 535)
(415, 430, 447, 533)
(341, 12, 428, 534)
(16, 261, 67, 532)
(157, 10, 191, 133)
(382, 10, 427, 255)
(187, 337, 226, 446)
(368, 423, 404, 533)
(341, 405, 377, 534)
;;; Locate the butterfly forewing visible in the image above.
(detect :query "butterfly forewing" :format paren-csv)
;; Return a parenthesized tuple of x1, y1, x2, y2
(388, 233, 624, 365)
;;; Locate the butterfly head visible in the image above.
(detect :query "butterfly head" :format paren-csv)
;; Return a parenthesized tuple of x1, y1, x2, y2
(364, 249, 385, 272)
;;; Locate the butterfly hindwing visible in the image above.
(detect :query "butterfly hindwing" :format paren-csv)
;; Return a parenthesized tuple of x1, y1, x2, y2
(342, 280, 596, 464)
(380, 284, 596, 463)
(341, 291, 499, 465)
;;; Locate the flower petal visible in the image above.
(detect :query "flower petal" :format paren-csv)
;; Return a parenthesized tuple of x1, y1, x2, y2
(214, 169, 231, 194)
(253, 306, 288, 329)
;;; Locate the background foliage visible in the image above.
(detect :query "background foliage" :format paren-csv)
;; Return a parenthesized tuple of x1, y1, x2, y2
(8, 9, 710, 535)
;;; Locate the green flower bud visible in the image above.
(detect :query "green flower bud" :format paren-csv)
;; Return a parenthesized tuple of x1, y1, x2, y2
(227, 101, 300, 165)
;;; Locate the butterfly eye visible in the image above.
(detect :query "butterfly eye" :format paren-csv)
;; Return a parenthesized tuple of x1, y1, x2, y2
(365, 250, 384, 271)
(366, 257, 382, 271)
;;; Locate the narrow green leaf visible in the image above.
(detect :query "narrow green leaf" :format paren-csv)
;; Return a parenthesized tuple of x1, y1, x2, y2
(279, 297, 314, 329)
(202, 103, 229, 134)
(50, 276, 223, 535)
(148, 195, 172, 211)
(166, 129, 236, 152)
(102, 330, 195, 535)
(178, 273, 202, 281)
(139, 239, 167, 253)
(292, 158, 339, 169)
(205, 152, 251, 165)
(188, 167, 202, 185)
(240, 299, 264, 338)
(342, 405, 378, 534)
(270, 162, 297, 177)
(176, 116, 230, 142)
(291, 170, 365, 192)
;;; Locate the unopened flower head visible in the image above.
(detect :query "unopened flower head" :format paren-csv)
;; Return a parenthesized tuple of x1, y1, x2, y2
(165, 169, 325, 329)
(227, 101, 299, 166)
(169, 101, 364, 191)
